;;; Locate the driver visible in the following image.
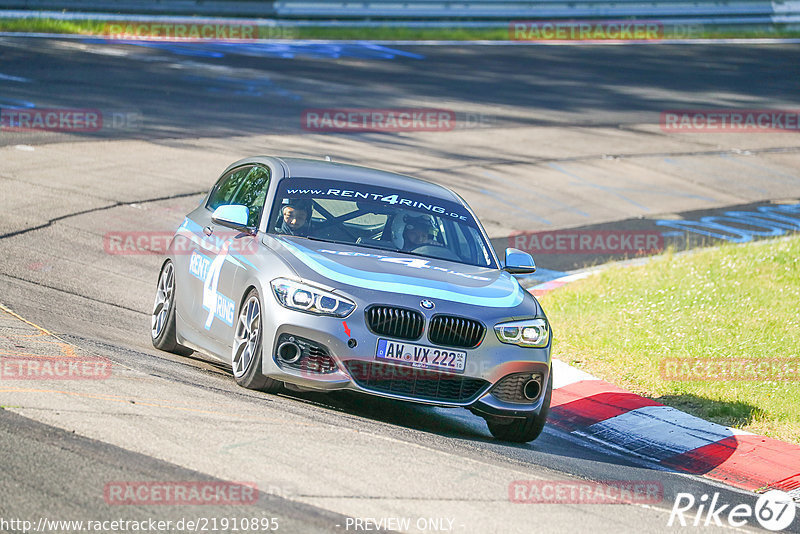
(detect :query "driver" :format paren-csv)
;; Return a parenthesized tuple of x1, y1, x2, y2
(278, 198, 312, 236)
(402, 215, 439, 250)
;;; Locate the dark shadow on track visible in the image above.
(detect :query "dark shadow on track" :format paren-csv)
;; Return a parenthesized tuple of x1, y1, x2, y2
(3, 39, 800, 145)
(275, 387, 661, 468)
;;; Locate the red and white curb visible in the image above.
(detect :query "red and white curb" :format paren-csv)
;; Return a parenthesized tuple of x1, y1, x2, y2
(533, 275, 800, 499)
(529, 271, 594, 297)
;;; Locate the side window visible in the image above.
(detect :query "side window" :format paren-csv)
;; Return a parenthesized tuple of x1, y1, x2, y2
(206, 166, 271, 227)
(446, 220, 483, 266)
(449, 221, 472, 263)
(207, 166, 251, 211)
(234, 166, 271, 227)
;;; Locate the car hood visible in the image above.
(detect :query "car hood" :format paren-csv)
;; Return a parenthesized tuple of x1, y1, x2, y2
(267, 235, 526, 308)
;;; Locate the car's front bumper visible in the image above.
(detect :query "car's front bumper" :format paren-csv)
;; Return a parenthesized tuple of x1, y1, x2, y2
(258, 294, 551, 416)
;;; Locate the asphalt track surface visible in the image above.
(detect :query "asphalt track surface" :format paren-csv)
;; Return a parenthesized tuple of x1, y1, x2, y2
(1, 37, 800, 533)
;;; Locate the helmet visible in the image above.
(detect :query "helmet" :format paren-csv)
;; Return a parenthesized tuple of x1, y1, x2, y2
(403, 215, 438, 246)
(404, 215, 438, 235)
(281, 198, 312, 214)
(391, 212, 438, 249)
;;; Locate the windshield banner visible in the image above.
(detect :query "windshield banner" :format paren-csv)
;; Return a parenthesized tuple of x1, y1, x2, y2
(278, 178, 472, 223)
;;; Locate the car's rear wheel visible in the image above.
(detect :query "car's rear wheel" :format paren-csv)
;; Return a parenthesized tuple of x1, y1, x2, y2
(151, 260, 192, 355)
(486, 371, 552, 443)
(232, 288, 282, 393)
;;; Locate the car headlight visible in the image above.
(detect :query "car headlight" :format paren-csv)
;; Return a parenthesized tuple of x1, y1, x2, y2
(494, 318, 549, 347)
(271, 278, 355, 318)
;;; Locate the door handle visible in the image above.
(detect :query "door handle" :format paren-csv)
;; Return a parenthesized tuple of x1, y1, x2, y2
(203, 226, 213, 236)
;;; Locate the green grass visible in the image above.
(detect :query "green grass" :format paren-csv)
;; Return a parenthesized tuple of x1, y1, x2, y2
(2, 18, 800, 40)
(540, 235, 800, 444)
(0, 18, 106, 35)
(293, 26, 800, 40)
(293, 26, 511, 40)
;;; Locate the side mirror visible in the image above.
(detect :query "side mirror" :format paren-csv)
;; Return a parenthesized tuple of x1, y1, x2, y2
(211, 205, 252, 233)
(503, 247, 536, 274)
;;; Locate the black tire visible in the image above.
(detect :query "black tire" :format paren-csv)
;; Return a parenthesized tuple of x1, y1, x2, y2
(151, 260, 193, 356)
(486, 371, 553, 443)
(232, 288, 283, 394)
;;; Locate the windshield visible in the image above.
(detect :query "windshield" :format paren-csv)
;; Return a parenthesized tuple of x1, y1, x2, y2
(269, 178, 497, 268)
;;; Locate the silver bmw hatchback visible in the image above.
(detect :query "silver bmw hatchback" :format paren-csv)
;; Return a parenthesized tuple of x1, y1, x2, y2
(151, 156, 552, 442)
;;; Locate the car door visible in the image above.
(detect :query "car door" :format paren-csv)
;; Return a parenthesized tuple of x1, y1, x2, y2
(176, 165, 251, 340)
(199, 165, 271, 347)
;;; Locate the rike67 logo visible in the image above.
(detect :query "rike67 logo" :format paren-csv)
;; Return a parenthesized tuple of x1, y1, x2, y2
(669, 490, 796, 531)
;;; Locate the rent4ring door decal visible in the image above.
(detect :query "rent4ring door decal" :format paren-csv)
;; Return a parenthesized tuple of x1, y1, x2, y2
(189, 248, 235, 328)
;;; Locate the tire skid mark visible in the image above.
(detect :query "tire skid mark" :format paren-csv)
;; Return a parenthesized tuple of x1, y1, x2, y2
(0, 304, 318, 426)
(0, 386, 317, 427)
(0, 189, 205, 240)
(1, 272, 146, 315)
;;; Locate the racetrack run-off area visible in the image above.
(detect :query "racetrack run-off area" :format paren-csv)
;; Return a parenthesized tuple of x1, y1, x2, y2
(1, 37, 799, 533)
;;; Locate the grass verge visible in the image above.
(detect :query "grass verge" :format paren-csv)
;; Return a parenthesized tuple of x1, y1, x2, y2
(540, 234, 800, 444)
(2, 18, 800, 40)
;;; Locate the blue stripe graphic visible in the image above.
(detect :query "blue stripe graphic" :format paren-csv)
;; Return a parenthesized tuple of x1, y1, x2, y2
(280, 239, 524, 308)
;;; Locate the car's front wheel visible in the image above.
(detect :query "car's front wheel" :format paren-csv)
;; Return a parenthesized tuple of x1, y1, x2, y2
(232, 288, 283, 393)
(151, 260, 192, 356)
(486, 371, 552, 443)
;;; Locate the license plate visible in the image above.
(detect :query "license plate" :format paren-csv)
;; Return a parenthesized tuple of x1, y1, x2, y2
(375, 338, 466, 373)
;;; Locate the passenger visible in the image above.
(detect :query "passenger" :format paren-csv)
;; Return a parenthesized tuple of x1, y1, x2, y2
(402, 215, 440, 250)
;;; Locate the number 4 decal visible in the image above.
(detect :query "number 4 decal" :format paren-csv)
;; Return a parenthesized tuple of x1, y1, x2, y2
(203, 241, 230, 329)
(380, 257, 430, 269)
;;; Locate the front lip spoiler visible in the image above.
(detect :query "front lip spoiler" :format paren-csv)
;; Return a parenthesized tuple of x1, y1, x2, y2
(469, 390, 548, 418)
(347, 380, 493, 408)
(275, 365, 548, 414)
